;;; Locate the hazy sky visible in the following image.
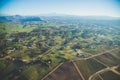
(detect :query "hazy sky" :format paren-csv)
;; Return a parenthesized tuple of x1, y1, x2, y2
(0, 0, 120, 17)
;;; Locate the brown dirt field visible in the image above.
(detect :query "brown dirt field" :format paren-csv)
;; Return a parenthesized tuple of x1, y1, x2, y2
(44, 61, 83, 80)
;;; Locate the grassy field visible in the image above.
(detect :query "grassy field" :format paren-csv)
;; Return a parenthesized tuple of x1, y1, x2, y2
(94, 52, 120, 67)
(91, 74, 102, 80)
(100, 70, 120, 80)
(116, 66, 120, 73)
(0, 22, 36, 33)
(81, 45, 116, 55)
(110, 49, 120, 59)
(0, 60, 16, 80)
(43, 23, 58, 28)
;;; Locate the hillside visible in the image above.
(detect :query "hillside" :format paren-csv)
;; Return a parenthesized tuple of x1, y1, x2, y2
(0, 16, 120, 80)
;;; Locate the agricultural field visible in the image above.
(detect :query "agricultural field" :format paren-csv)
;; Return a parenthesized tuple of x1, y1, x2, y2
(100, 70, 120, 80)
(91, 74, 102, 80)
(43, 61, 83, 80)
(110, 49, 120, 58)
(116, 66, 120, 73)
(75, 58, 106, 80)
(94, 50, 120, 67)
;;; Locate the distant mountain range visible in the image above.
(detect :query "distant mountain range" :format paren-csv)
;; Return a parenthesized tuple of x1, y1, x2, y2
(38, 13, 120, 20)
(0, 14, 120, 22)
(0, 15, 42, 22)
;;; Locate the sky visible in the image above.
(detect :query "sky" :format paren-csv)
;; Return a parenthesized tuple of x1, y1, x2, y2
(0, 0, 120, 17)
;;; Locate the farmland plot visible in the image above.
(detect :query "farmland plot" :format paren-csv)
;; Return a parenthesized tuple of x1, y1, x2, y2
(91, 74, 102, 80)
(75, 58, 106, 80)
(116, 66, 120, 73)
(100, 70, 120, 80)
(94, 53, 120, 67)
(44, 61, 83, 80)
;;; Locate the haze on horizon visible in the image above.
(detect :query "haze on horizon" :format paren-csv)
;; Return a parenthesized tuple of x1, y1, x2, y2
(0, 0, 120, 17)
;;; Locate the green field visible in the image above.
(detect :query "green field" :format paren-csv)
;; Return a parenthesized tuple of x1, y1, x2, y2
(100, 71, 120, 80)
(94, 51, 120, 67)
(75, 58, 106, 80)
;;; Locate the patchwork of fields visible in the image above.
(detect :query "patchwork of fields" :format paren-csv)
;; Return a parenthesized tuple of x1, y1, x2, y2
(0, 16, 120, 80)
(42, 49, 120, 80)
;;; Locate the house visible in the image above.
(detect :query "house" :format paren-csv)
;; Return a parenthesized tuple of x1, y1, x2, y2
(7, 48, 16, 54)
(76, 53, 85, 58)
